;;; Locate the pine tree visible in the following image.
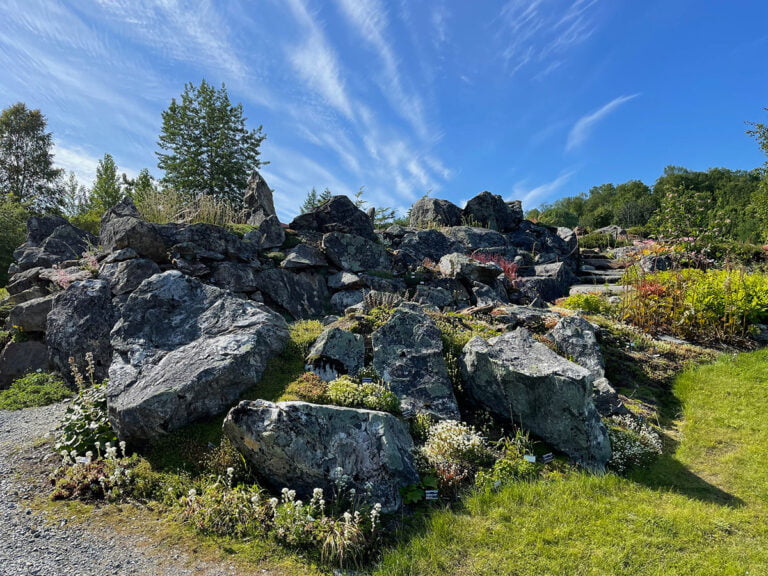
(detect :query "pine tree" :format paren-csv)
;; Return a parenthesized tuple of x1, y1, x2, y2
(300, 187, 333, 213)
(0, 102, 62, 212)
(90, 153, 123, 213)
(156, 80, 265, 209)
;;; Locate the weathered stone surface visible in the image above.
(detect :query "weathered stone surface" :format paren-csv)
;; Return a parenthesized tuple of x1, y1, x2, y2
(4, 285, 47, 306)
(508, 221, 579, 269)
(223, 400, 419, 512)
(14, 218, 95, 271)
(169, 242, 225, 262)
(413, 285, 455, 309)
(322, 232, 391, 272)
(372, 303, 459, 419)
(640, 254, 673, 273)
(0, 341, 51, 389)
(254, 269, 329, 319)
(281, 244, 328, 269)
(472, 281, 506, 307)
(593, 225, 626, 238)
(463, 191, 522, 232)
(103, 248, 139, 263)
(461, 328, 611, 471)
(38, 266, 92, 287)
(395, 229, 463, 269)
(46, 279, 115, 385)
(327, 271, 362, 290)
(7, 295, 54, 333)
(409, 197, 463, 228)
(242, 171, 277, 227)
(592, 377, 629, 417)
(6, 267, 45, 295)
(443, 226, 508, 252)
(99, 258, 161, 295)
(254, 214, 285, 250)
(100, 200, 168, 262)
(548, 315, 604, 380)
(209, 261, 261, 293)
(163, 223, 258, 263)
(289, 195, 375, 240)
(330, 289, 368, 314)
(437, 253, 501, 284)
(306, 327, 364, 380)
(108, 271, 288, 442)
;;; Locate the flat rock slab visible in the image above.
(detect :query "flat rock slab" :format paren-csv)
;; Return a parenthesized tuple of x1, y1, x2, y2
(223, 400, 419, 513)
(108, 271, 288, 443)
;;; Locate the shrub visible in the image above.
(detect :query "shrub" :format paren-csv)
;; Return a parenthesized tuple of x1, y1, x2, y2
(420, 420, 495, 496)
(0, 197, 28, 286)
(50, 440, 136, 501)
(134, 187, 246, 226)
(558, 293, 613, 315)
(579, 232, 630, 251)
(326, 376, 400, 414)
(0, 372, 73, 410)
(283, 372, 328, 403)
(606, 414, 663, 474)
(471, 252, 519, 284)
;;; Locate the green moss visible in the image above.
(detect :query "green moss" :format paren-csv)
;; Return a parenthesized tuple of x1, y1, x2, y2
(0, 372, 73, 410)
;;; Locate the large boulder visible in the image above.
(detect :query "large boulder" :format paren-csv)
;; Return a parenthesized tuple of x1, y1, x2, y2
(463, 191, 522, 233)
(395, 229, 463, 269)
(7, 294, 54, 333)
(5, 267, 45, 296)
(289, 196, 375, 240)
(548, 315, 604, 380)
(223, 400, 419, 512)
(209, 261, 262, 293)
(306, 326, 365, 381)
(100, 198, 169, 262)
(372, 303, 459, 420)
(322, 232, 391, 272)
(108, 271, 288, 443)
(461, 328, 611, 471)
(99, 258, 161, 295)
(253, 269, 329, 319)
(242, 170, 277, 227)
(281, 243, 328, 270)
(442, 226, 508, 252)
(0, 341, 51, 389)
(409, 197, 463, 228)
(13, 216, 95, 271)
(251, 214, 285, 250)
(437, 253, 502, 285)
(46, 279, 115, 385)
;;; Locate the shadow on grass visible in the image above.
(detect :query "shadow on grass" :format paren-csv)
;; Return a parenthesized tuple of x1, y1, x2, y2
(629, 449, 744, 507)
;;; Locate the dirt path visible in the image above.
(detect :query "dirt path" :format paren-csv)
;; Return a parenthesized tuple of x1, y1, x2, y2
(0, 404, 251, 576)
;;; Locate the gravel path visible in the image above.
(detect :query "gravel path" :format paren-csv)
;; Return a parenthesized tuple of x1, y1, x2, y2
(0, 404, 257, 576)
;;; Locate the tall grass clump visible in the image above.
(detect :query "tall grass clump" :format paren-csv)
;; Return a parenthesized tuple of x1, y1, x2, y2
(620, 267, 768, 343)
(135, 188, 246, 226)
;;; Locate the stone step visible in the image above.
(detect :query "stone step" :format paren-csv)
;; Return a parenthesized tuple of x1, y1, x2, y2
(577, 270, 625, 284)
(569, 283, 632, 296)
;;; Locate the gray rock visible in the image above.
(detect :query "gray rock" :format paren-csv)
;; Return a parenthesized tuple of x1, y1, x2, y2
(472, 281, 506, 307)
(251, 214, 285, 250)
(99, 258, 161, 295)
(223, 400, 419, 513)
(327, 271, 363, 290)
(209, 261, 262, 293)
(463, 191, 522, 232)
(593, 225, 626, 238)
(395, 229, 463, 269)
(330, 289, 368, 314)
(592, 377, 629, 417)
(13, 218, 95, 271)
(372, 303, 459, 419)
(548, 315, 604, 380)
(443, 226, 508, 252)
(3, 285, 47, 306)
(322, 232, 391, 272)
(438, 253, 501, 284)
(242, 171, 277, 227)
(281, 244, 328, 269)
(169, 241, 225, 262)
(46, 279, 115, 385)
(7, 294, 54, 333)
(640, 254, 673, 273)
(6, 267, 45, 295)
(0, 340, 51, 389)
(163, 223, 258, 263)
(38, 266, 93, 287)
(289, 195, 376, 240)
(409, 197, 463, 228)
(108, 271, 288, 442)
(100, 200, 169, 262)
(103, 248, 139, 263)
(413, 285, 455, 309)
(253, 268, 329, 320)
(461, 328, 611, 471)
(306, 327, 364, 380)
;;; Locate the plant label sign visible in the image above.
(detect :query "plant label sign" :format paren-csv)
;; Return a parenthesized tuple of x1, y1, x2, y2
(523, 454, 536, 463)
(541, 452, 554, 464)
(424, 489, 439, 501)
(362, 377, 373, 383)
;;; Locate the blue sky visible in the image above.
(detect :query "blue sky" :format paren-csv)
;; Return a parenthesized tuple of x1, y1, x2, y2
(1, 1, 767, 221)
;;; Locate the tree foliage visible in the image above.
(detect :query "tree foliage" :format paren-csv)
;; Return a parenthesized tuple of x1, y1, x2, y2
(90, 153, 123, 213)
(0, 102, 62, 212)
(157, 80, 265, 209)
(0, 196, 28, 285)
(300, 187, 333, 213)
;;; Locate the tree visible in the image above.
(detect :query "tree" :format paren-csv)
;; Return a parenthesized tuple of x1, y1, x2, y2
(124, 168, 158, 203)
(157, 80, 265, 208)
(60, 171, 88, 218)
(300, 187, 333, 213)
(0, 102, 62, 212)
(90, 153, 123, 213)
(747, 108, 768, 241)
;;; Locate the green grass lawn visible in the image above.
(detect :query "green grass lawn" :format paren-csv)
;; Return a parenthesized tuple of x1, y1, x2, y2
(373, 349, 768, 576)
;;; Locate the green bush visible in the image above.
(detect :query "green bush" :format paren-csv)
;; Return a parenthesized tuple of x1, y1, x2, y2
(606, 414, 663, 474)
(0, 197, 28, 286)
(326, 375, 400, 414)
(579, 232, 630, 251)
(558, 293, 613, 315)
(282, 371, 328, 403)
(621, 268, 768, 343)
(0, 372, 73, 410)
(69, 209, 102, 235)
(55, 381, 117, 456)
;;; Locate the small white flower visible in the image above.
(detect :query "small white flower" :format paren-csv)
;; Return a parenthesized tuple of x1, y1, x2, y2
(226, 467, 235, 477)
(188, 488, 197, 498)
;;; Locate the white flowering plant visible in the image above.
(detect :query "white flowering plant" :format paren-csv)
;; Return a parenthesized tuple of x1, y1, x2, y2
(606, 414, 664, 474)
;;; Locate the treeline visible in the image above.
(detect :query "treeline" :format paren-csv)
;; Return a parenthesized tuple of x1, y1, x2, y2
(527, 165, 767, 243)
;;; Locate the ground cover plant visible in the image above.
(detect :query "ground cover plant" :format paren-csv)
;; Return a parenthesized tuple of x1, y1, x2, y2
(0, 371, 73, 410)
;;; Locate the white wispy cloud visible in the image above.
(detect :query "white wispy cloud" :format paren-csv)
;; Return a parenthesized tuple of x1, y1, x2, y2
(512, 170, 576, 208)
(54, 143, 102, 186)
(496, 0, 598, 77)
(566, 94, 640, 151)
